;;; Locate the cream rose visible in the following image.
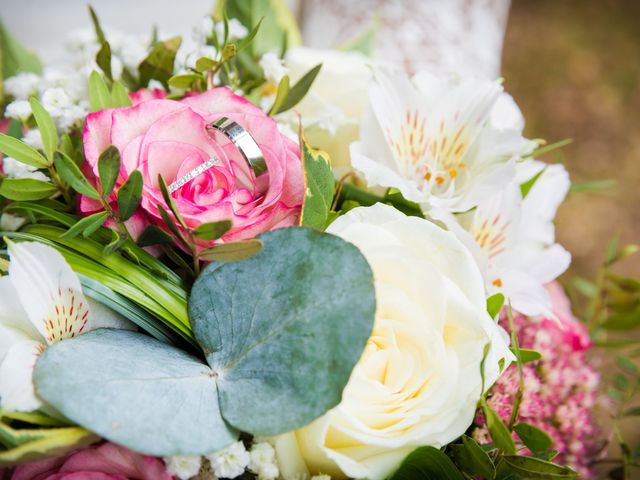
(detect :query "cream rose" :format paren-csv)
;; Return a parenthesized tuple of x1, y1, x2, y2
(274, 204, 513, 480)
(284, 47, 372, 173)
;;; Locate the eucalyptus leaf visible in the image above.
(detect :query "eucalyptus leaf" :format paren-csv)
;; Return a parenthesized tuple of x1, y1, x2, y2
(98, 145, 121, 197)
(88, 70, 111, 112)
(29, 97, 58, 163)
(198, 239, 263, 262)
(389, 446, 464, 480)
(0, 177, 57, 201)
(299, 140, 335, 230)
(54, 151, 100, 199)
(0, 133, 48, 168)
(190, 227, 375, 435)
(35, 329, 238, 456)
(138, 37, 182, 87)
(117, 170, 143, 220)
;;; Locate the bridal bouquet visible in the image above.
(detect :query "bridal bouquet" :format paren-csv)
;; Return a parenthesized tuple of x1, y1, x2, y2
(1, 2, 636, 479)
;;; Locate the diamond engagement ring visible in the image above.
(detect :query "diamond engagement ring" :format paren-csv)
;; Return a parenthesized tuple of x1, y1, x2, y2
(167, 117, 268, 195)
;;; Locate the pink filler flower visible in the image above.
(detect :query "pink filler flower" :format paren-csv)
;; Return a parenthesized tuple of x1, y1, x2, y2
(473, 283, 605, 478)
(81, 87, 304, 244)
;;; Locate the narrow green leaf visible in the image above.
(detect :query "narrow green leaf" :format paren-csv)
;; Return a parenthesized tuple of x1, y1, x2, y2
(29, 97, 58, 163)
(88, 5, 106, 44)
(117, 171, 143, 221)
(278, 63, 322, 113)
(616, 356, 639, 375)
(198, 239, 263, 262)
(524, 138, 573, 159)
(483, 403, 516, 454)
(299, 139, 335, 230)
(0, 133, 48, 168)
(501, 455, 577, 479)
(450, 435, 496, 479)
(513, 422, 553, 454)
(96, 41, 113, 81)
(268, 74, 290, 116)
(0, 178, 57, 201)
(156, 204, 189, 248)
(520, 167, 546, 199)
(54, 151, 100, 199)
(487, 293, 505, 319)
(137, 225, 174, 247)
(513, 348, 542, 364)
(59, 133, 75, 160)
(61, 211, 109, 239)
(88, 70, 111, 112)
(601, 311, 640, 331)
(0, 410, 68, 427)
(103, 231, 126, 256)
(167, 73, 203, 90)
(158, 175, 188, 229)
(572, 276, 598, 298)
(97, 145, 121, 197)
(570, 179, 616, 194)
(110, 80, 132, 107)
(192, 220, 232, 241)
(389, 446, 464, 480)
(0, 20, 42, 79)
(236, 17, 264, 52)
(623, 406, 640, 417)
(138, 36, 182, 87)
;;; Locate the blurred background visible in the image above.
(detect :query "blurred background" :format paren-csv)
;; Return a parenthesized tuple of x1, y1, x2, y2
(503, 0, 639, 282)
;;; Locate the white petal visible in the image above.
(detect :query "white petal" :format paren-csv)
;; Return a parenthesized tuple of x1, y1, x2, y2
(0, 339, 44, 411)
(0, 276, 42, 363)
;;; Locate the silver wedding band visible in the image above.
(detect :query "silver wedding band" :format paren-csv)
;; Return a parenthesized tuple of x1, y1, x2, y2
(167, 117, 268, 195)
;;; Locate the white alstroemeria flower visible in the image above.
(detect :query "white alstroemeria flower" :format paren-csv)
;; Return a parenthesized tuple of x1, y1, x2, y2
(0, 241, 132, 411)
(438, 162, 571, 317)
(351, 69, 536, 213)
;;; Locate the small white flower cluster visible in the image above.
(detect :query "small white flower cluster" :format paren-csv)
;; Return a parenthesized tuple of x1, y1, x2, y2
(2, 156, 48, 181)
(164, 441, 281, 480)
(259, 52, 289, 84)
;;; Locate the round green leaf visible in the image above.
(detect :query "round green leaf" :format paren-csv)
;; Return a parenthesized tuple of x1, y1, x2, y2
(35, 329, 237, 456)
(189, 227, 376, 436)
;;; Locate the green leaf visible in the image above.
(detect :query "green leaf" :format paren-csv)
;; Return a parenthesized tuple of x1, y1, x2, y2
(513, 423, 553, 454)
(138, 36, 182, 87)
(54, 151, 100, 199)
(487, 293, 505, 319)
(103, 231, 126, 256)
(110, 80, 132, 107)
(194, 56, 217, 72)
(0, 410, 69, 427)
(524, 138, 573, 159)
(88, 6, 107, 44)
(278, 64, 322, 114)
(572, 276, 598, 298)
(192, 220, 233, 241)
(299, 139, 335, 230)
(96, 41, 113, 81)
(156, 204, 189, 248)
(137, 225, 174, 247)
(62, 211, 109, 239)
(190, 227, 376, 435)
(513, 348, 542, 364)
(570, 179, 616, 194)
(117, 170, 143, 221)
(88, 70, 111, 112)
(450, 435, 496, 479)
(0, 20, 42, 79)
(198, 239, 263, 262)
(501, 455, 577, 479)
(520, 167, 546, 199)
(268, 74, 290, 116)
(0, 133, 48, 168)
(158, 174, 188, 230)
(97, 145, 121, 197)
(35, 329, 237, 456)
(483, 403, 516, 454)
(29, 97, 58, 163)
(168, 73, 204, 90)
(383, 188, 424, 218)
(0, 178, 57, 201)
(601, 311, 640, 331)
(623, 406, 640, 417)
(389, 446, 464, 480)
(616, 356, 638, 375)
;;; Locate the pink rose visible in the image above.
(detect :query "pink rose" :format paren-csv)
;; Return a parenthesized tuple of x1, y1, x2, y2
(11, 442, 173, 480)
(81, 87, 304, 244)
(128, 88, 167, 105)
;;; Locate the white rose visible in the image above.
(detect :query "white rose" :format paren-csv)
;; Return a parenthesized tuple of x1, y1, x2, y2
(283, 47, 373, 173)
(274, 204, 513, 480)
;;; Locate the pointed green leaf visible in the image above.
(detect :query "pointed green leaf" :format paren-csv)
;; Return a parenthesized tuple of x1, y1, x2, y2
(501, 455, 577, 479)
(278, 63, 322, 113)
(88, 5, 106, 44)
(62, 211, 109, 239)
(158, 174, 188, 229)
(88, 70, 111, 112)
(35, 329, 237, 456)
(192, 220, 233, 241)
(156, 204, 189, 248)
(0, 133, 48, 168)
(137, 225, 174, 247)
(110, 80, 132, 107)
(513, 348, 542, 364)
(450, 435, 496, 479)
(198, 239, 263, 262)
(98, 145, 121, 197)
(0, 177, 56, 201)
(299, 140, 335, 230)
(54, 151, 100, 199)
(138, 36, 182, 87)
(513, 423, 553, 454)
(487, 293, 505, 319)
(389, 446, 464, 480)
(96, 41, 113, 81)
(0, 20, 42, 78)
(520, 167, 546, 199)
(117, 170, 142, 220)
(29, 97, 58, 163)
(189, 227, 375, 436)
(268, 74, 290, 116)
(168, 73, 204, 90)
(483, 403, 516, 454)
(194, 56, 217, 72)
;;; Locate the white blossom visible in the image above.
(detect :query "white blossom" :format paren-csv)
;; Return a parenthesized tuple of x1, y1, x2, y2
(207, 441, 250, 479)
(0, 213, 26, 232)
(248, 442, 279, 480)
(215, 18, 249, 41)
(193, 16, 215, 44)
(259, 52, 288, 84)
(164, 455, 202, 480)
(22, 129, 43, 150)
(311, 476, 331, 480)
(2, 157, 48, 182)
(4, 73, 40, 100)
(4, 101, 32, 122)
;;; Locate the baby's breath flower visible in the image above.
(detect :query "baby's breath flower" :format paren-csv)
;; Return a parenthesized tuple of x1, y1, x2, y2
(215, 18, 249, 41)
(207, 441, 250, 479)
(248, 442, 279, 480)
(22, 129, 43, 150)
(4, 100, 32, 122)
(259, 52, 289, 84)
(4, 73, 40, 100)
(2, 156, 48, 181)
(164, 455, 202, 480)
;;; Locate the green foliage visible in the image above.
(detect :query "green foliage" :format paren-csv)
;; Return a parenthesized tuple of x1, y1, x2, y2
(198, 239, 263, 262)
(500, 456, 577, 478)
(0, 20, 42, 81)
(97, 145, 121, 197)
(192, 220, 233, 241)
(29, 97, 58, 163)
(138, 37, 182, 87)
(487, 293, 505, 319)
(299, 139, 335, 230)
(520, 166, 546, 199)
(513, 423, 553, 454)
(277, 64, 322, 114)
(267, 74, 290, 116)
(88, 70, 111, 112)
(96, 41, 113, 81)
(137, 225, 174, 248)
(483, 403, 516, 454)
(62, 211, 109, 239)
(389, 446, 464, 480)
(110, 80, 132, 107)
(168, 73, 204, 90)
(449, 435, 496, 479)
(116, 170, 143, 221)
(54, 151, 100, 199)
(0, 178, 57, 201)
(0, 133, 48, 168)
